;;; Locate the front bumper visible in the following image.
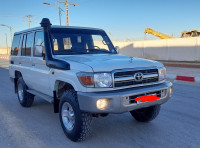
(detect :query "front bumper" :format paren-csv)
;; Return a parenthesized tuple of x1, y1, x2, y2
(77, 82, 173, 113)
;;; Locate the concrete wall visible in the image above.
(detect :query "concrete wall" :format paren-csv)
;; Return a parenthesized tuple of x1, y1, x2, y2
(1, 37, 200, 62)
(0, 48, 10, 55)
(114, 37, 200, 62)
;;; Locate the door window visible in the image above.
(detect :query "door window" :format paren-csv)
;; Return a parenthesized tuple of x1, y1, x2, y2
(34, 31, 45, 57)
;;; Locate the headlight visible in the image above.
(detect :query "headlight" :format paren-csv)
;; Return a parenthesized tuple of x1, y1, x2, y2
(77, 72, 113, 88)
(94, 73, 112, 88)
(158, 67, 166, 81)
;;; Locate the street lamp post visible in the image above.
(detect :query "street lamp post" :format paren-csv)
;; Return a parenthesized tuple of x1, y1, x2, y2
(43, 2, 64, 25)
(0, 24, 13, 50)
(5, 33, 8, 54)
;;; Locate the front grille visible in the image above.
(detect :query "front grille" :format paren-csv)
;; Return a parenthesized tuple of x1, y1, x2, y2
(129, 90, 161, 104)
(113, 68, 159, 88)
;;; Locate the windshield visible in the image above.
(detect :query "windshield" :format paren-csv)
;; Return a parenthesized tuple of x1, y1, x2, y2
(50, 28, 117, 55)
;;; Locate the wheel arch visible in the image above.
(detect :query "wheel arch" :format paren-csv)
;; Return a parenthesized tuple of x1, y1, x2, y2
(54, 80, 77, 98)
(53, 80, 77, 114)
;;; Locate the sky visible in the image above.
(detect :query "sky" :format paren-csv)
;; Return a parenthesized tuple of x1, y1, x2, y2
(0, 0, 200, 48)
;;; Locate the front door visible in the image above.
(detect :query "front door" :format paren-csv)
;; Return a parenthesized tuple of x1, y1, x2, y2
(30, 31, 51, 96)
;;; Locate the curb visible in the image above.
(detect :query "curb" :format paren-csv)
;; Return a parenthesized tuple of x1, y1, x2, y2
(167, 74, 200, 83)
(164, 63, 200, 68)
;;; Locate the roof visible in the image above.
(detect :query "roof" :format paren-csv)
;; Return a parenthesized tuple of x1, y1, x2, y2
(14, 25, 104, 35)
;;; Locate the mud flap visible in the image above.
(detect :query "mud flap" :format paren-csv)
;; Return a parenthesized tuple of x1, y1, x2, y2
(53, 91, 59, 113)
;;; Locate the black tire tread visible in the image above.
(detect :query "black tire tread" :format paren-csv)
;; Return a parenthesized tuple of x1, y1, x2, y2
(130, 105, 161, 122)
(17, 77, 34, 107)
(59, 90, 93, 142)
(78, 112, 93, 141)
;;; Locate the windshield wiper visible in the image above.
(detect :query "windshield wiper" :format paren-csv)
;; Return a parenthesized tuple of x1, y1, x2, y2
(66, 50, 87, 54)
(87, 49, 111, 53)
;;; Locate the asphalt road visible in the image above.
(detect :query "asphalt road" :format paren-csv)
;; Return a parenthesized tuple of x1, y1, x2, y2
(0, 59, 199, 148)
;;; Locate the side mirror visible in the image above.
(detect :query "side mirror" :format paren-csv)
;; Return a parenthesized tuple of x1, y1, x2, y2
(34, 45, 43, 57)
(115, 46, 120, 53)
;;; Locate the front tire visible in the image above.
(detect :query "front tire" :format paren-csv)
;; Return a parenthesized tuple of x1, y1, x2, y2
(59, 90, 93, 142)
(130, 105, 161, 122)
(17, 77, 34, 107)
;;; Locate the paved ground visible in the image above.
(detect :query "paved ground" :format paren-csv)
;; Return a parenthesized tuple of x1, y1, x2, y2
(166, 66, 200, 78)
(0, 59, 200, 148)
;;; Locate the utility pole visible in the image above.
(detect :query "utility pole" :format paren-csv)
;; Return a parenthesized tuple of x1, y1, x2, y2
(43, 2, 64, 25)
(56, 0, 78, 26)
(24, 15, 37, 28)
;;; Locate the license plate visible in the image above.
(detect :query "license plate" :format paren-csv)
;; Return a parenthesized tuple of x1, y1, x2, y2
(135, 94, 160, 103)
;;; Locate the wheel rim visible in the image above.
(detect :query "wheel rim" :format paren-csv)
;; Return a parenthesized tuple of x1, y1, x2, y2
(61, 102, 75, 131)
(18, 83, 24, 101)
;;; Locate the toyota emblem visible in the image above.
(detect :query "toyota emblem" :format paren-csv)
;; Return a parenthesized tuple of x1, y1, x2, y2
(134, 72, 143, 81)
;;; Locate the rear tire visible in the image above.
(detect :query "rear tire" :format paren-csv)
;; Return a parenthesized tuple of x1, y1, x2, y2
(59, 90, 93, 142)
(17, 77, 34, 107)
(130, 105, 161, 122)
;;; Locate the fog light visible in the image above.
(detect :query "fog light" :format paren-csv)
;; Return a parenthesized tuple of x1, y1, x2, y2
(161, 89, 167, 98)
(169, 87, 173, 97)
(96, 99, 109, 110)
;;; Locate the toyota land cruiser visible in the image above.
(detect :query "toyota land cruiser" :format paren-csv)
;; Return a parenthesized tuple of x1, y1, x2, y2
(9, 18, 173, 142)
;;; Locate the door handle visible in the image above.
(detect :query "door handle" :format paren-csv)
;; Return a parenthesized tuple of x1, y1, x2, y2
(19, 62, 21, 64)
(32, 64, 35, 66)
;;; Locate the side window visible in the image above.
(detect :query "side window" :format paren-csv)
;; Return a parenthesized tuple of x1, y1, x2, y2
(25, 33, 34, 56)
(34, 31, 45, 57)
(11, 34, 21, 56)
(21, 34, 26, 56)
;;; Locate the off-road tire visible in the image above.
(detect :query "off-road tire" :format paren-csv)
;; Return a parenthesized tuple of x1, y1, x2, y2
(17, 77, 34, 107)
(59, 90, 93, 142)
(130, 105, 161, 122)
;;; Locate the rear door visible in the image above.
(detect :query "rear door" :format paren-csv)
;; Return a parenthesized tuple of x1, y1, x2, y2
(19, 32, 34, 88)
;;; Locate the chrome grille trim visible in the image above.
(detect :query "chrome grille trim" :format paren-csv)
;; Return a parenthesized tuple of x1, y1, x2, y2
(115, 76, 135, 82)
(112, 67, 159, 88)
(115, 73, 158, 82)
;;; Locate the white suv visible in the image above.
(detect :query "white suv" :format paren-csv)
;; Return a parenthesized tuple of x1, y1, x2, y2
(9, 18, 173, 142)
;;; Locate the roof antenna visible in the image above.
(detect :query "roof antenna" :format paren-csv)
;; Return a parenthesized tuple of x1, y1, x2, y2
(40, 18, 52, 29)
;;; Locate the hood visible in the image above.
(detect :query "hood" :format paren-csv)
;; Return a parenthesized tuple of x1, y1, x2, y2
(57, 54, 163, 72)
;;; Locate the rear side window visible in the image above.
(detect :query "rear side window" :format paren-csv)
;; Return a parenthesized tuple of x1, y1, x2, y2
(11, 34, 21, 56)
(21, 34, 26, 56)
(26, 33, 33, 56)
(21, 33, 34, 56)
